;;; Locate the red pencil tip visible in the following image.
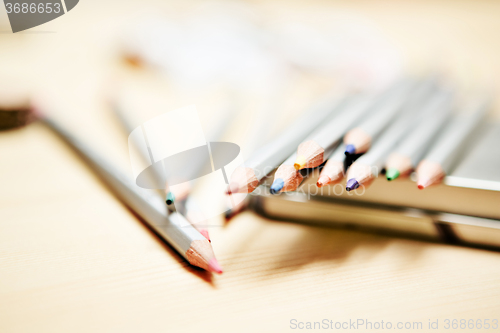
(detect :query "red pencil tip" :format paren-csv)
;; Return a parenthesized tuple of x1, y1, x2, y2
(208, 258, 223, 274)
(226, 182, 239, 195)
(417, 178, 430, 189)
(317, 175, 330, 188)
(200, 229, 211, 242)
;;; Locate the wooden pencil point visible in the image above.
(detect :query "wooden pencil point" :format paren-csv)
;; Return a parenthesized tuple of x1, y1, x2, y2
(199, 229, 211, 242)
(414, 96, 490, 191)
(185, 239, 219, 272)
(295, 140, 325, 169)
(316, 175, 331, 187)
(208, 258, 223, 274)
(343, 127, 372, 155)
(385, 153, 413, 179)
(226, 182, 240, 195)
(40, 114, 221, 273)
(346, 162, 375, 189)
(294, 155, 307, 170)
(274, 164, 304, 193)
(318, 146, 346, 186)
(416, 160, 445, 189)
(226, 167, 259, 194)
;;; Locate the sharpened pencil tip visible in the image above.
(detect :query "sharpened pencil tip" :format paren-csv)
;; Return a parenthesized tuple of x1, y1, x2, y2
(417, 177, 431, 190)
(208, 258, 223, 274)
(294, 155, 307, 170)
(200, 229, 211, 242)
(317, 175, 331, 188)
(386, 168, 400, 181)
(270, 178, 285, 195)
(346, 178, 359, 191)
(166, 192, 175, 205)
(226, 182, 240, 195)
(345, 144, 356, 156)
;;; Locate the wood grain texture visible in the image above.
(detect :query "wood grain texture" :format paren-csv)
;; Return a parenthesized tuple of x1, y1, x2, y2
(1, 0, 500, 332)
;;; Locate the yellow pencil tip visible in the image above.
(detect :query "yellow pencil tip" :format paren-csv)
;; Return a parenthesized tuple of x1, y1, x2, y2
(294, 156, 307, 170)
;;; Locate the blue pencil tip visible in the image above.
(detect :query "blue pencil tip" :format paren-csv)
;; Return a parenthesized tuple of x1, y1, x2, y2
(345, 144, 356, 155)
(270, 178, 285, 195)
(346, 178, 359, 191)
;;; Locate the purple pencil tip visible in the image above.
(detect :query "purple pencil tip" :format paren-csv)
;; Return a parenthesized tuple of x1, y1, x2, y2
(346, 178, 359, 191)
(345, 144, 356, 155)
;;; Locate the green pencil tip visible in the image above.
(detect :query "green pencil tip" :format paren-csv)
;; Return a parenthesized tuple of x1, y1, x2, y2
(386, 168, 400, 181)
(166, 192, 175, 205)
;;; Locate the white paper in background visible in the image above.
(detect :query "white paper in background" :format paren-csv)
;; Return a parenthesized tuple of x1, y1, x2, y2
(143, 105, 207, 162)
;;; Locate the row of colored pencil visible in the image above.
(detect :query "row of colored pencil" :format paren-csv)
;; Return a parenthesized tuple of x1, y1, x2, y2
(14, 74, 489, 274)
(227, 76, 490, 198)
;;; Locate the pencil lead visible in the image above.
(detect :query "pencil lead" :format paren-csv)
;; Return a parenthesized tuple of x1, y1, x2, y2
(346, 178, 359, 191)
(199, 229, 211, 242)
(294, 155, 307, 170)
(208, 258, 223, 274)
(316, 175, 331, 188)
(417, 177, 432, 190)
(165, 192, 175, 205)
(345, 144, 356, 156)
(417, 178, 432, 190)
(386, 168, 400, 181)
(226, 182, 240, 195)
(417, 178, 430, 189)
(270, 178, 285, 195)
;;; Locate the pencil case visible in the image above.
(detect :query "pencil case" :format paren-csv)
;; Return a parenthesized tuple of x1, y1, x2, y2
(248, 122, 500, 250)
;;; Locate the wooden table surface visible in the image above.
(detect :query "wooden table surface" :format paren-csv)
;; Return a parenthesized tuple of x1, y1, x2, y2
(1, 1, 500, 332)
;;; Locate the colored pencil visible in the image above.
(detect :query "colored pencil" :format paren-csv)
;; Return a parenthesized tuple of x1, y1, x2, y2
(269, 153, 303, 194)
(316, 144, 346, 187)
(345, 81, 433, 190)
(343, 79, 415, 155)
(385, 89, 454, 181)
(226, 90, 350, 195)
(416, 96, 490, 189)
(112, 102, 211, 241)
(293, 94, 380, 171)
(40, 113, 222, 273)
